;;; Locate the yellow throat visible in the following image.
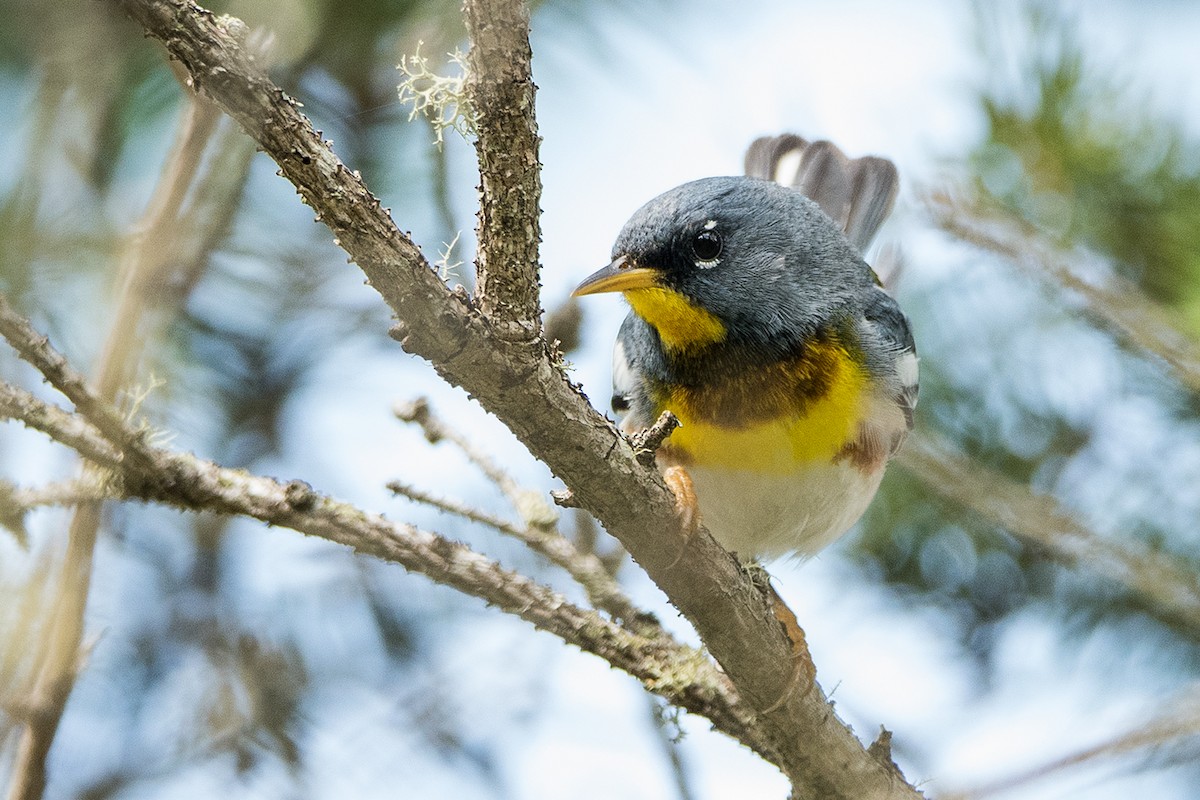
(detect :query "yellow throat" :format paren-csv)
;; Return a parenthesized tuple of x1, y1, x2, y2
(623, 287, 726, 354)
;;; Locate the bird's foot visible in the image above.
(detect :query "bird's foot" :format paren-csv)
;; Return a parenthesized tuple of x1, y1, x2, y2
(662, 465, 703, 569)
(663, 465, 702, 537)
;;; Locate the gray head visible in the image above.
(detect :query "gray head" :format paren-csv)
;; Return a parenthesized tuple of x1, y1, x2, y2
(578, 176, 875, 347)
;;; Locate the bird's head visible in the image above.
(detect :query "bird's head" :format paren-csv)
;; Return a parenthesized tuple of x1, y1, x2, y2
(573, 177, 869, 356)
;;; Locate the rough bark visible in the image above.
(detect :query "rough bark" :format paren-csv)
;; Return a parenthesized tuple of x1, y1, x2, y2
(465, 0, 544, 335)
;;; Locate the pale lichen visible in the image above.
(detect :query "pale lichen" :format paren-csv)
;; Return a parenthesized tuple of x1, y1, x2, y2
(396, 42, 477, 148)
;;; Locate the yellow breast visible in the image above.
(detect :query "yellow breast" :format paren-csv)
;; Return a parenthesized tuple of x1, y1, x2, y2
(657, 340, 867, 474)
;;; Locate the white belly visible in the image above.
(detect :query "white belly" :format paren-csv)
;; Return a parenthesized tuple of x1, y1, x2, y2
(686, 460, 885, 560)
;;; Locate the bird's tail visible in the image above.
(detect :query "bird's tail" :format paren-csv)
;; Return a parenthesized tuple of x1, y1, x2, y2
(743, 134, 898, 253)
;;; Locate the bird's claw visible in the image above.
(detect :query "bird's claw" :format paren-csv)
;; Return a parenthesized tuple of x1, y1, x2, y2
(663, 465, 701, 537)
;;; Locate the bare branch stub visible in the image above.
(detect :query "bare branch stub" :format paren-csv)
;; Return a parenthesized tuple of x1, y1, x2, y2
(550, 488, 578, 508)
(630, 411, 681, 466)
(464, 0, 543, 337)
(393, 397, 440, 442)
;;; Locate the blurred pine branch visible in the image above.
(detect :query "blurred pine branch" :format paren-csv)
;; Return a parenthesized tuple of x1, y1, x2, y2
(970, 3, 1200, 326)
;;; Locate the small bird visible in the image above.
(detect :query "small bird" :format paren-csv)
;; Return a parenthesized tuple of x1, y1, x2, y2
(574, 134, 917, 560)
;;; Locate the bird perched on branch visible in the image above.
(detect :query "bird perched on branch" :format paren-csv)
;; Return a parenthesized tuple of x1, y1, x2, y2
(574, 134, 917, 560)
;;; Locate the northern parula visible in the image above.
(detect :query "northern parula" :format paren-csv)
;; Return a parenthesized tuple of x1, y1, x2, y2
(574, 134, 918, 560)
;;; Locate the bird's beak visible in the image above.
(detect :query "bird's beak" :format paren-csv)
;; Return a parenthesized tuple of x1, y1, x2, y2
(572, 255, 661, 297)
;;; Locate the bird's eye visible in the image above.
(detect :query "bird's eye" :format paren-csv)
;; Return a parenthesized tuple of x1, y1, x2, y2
(691, 229, 723, 263)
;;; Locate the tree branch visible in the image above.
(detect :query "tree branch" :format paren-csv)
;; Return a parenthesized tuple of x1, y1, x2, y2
(0, 384, 122, 470)
(0, 296, 149, 465)
(386, 479, 649, 629)
(102, 1, 923, 795)
(464, 0, 543, 336)
(0, 479, 114, 515)
(394, 396, 528, 503)
(393, 397, 650, 626)
(943, 683, 1200, 800)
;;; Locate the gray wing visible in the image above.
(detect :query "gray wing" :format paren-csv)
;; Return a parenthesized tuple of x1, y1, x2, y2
(744, 134, 899, 253)
(748, 134, 914, 454)
(861, 287, 919, 442)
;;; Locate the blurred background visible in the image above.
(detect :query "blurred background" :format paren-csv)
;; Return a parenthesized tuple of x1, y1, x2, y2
(3, 0, 1200, 798)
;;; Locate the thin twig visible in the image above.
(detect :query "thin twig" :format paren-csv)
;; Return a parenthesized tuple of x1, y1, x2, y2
(387, 480, 649, 628)
(394, 397, 567, 539)
(388, 480, 521, 535)
(645, 695, 697, 800)
(0, 476, 115, 548)
(394, 397, 520, 498)
(393, 399, 649, 623)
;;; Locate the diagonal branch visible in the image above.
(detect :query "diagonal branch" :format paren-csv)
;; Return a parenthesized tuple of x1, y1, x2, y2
(943, 684, 1200, 800)
(392, 396, 646, 625)
(387, 479, 650, 630)
(0, 384, 122, 470)
(0, 295, 150, 465)
(394, 396, 526, 501)
(103, 1, 923, 795)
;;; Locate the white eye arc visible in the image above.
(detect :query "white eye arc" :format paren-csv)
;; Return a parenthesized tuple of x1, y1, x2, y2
(691, 225, 723, 266)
